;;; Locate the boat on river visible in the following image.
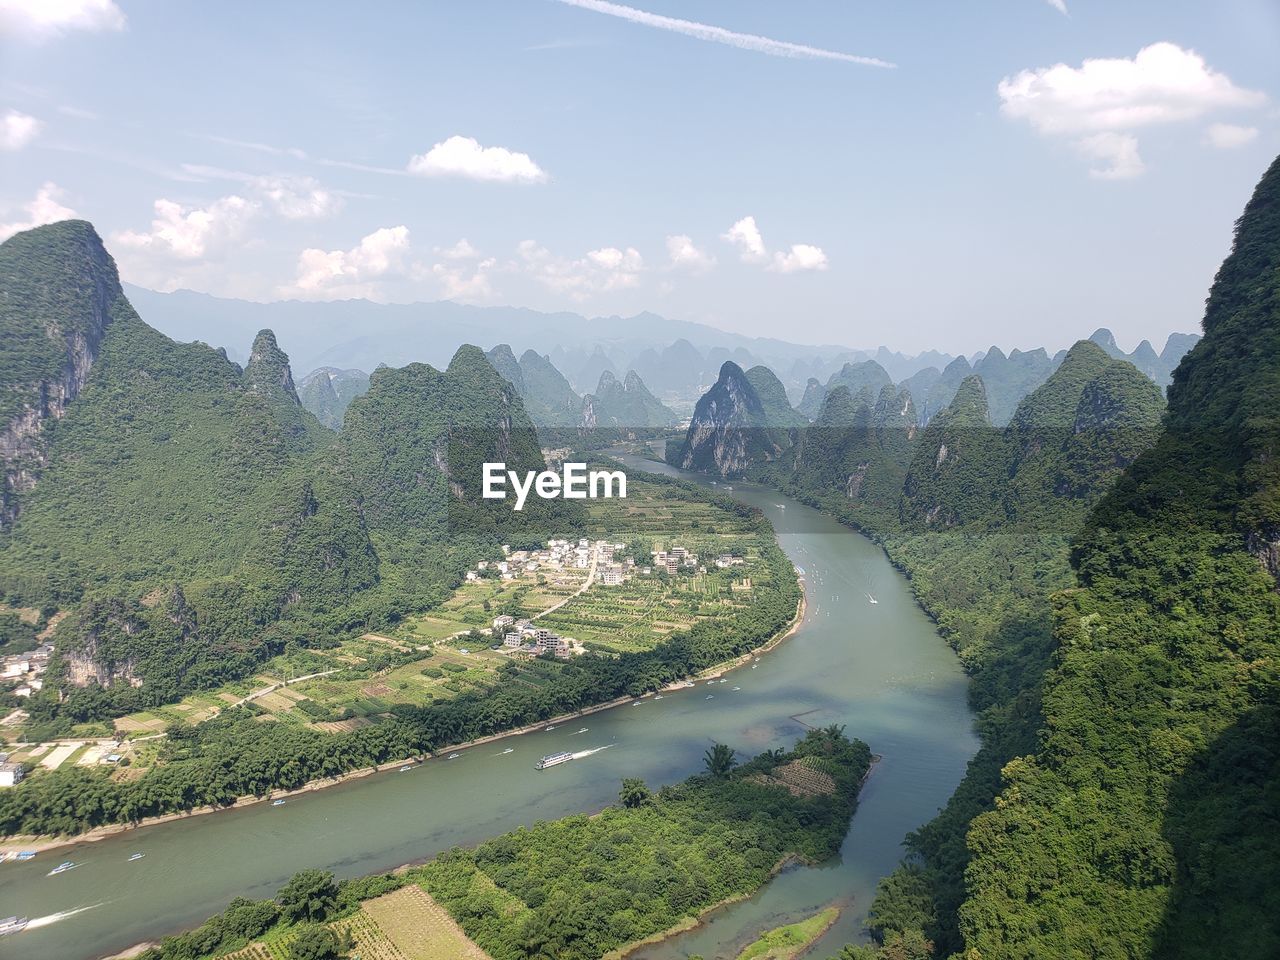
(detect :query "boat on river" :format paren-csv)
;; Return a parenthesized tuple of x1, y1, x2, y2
(447, 753, 460, 760)
(0, 916, 28, 936)
(48, 861, 78, 876)
(128, 853, 145, 862)
(272, 799, 286, 806)
(535, 751, 574, 770)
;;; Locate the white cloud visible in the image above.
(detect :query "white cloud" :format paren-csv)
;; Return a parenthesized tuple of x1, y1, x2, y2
(722, 216, 767, 264)
(722, 216, 827, 273)
(1045, 0, 1068, 14)
(178, 166, 343, 219)
(408, 135, 548, 184)
(0, 0, 125, 40)
(518, 240, 644, 300)
(1204, 122, 1259, 149)
(771, 243, 829, 273)
(553, 0, 893, 68)
(999, 42, 1265, 135)
(290, 226, 411, 299)
(0, 182, 77, 242)
(112, 195, 259, 259)
(252, 175, 341, 219)
(433, 257, 498, 302)
(1, 109, 41, 150)
(999, 42, 1266, 178)
(1075, 133, 1145, 179)
(665, 234, 715, 273)
(436, 238, 481, 260)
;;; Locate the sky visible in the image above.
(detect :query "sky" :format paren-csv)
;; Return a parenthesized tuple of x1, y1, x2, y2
(1, 0, 1278, 355)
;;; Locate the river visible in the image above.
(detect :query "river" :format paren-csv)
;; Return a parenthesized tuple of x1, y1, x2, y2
(0, 460, 977, 960)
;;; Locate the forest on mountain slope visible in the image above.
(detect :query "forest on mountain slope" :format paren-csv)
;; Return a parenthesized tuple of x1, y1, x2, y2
(946, 152, 1280, 960)
(662, 177, 1274, 956)
(0, 221, 573, 730)
(830, 158, 1280, 958)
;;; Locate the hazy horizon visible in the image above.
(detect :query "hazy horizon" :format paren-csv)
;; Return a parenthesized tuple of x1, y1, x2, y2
(4, 1, 1275, 354)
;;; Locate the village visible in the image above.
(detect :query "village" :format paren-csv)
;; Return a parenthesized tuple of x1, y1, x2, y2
(466, 536, 742, 658)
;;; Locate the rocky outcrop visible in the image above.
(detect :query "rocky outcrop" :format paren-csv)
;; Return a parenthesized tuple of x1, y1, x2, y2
(670, 361, 793, 477)
(244, 328, 300, 402)
(1, 221, 120, 527)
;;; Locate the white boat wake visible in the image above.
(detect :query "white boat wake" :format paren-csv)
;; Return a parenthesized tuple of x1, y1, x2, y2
(570, 745, 612, 760)
(25, 902, 106, 930)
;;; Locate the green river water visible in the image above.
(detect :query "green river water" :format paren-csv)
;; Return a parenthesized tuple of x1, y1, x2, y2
(0, 460, 978, 959)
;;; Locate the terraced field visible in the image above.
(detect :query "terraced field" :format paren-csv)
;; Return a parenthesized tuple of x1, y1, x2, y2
(361, 885, 493, 960)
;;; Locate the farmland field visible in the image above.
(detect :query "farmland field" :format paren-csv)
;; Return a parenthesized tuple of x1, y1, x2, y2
(361, 885, 493, 960)
(102, 474, 778, 758)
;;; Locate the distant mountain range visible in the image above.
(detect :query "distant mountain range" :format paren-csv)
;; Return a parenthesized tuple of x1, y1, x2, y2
(122, 285, 1195, 415)
(669, 337, 1168, 490)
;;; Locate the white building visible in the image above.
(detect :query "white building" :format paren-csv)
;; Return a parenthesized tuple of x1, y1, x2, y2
(0, 763, 23, 787)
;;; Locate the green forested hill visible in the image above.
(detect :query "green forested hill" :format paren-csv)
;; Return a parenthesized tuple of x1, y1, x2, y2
(669, 361, 797, 476)
(297, 366, 370, 430)
(955, 155, 1280, 960)
(0, 222, 574, 728)
(580, 369, 678, 430)
(0, 220, 120, 526)
(338, 345, 577, 618)
(484, 344, 582, 429)
(746, 364, 808, 429)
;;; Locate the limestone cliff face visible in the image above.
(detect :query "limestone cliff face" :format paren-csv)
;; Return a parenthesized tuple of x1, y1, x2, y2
(671, 361, 790, 477)
(245, 328, 300, 402)
(0, 220, 120, 526)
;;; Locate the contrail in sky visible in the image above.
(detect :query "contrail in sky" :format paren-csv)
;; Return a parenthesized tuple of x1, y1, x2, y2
(552, 0, 895, 68)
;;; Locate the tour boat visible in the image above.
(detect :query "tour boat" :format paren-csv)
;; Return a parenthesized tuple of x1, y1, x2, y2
(15, 852, 35, 861)
(128, 853, 145, 862)
(48, 860, 77, 876)
(0, 916, 28, 936)
(653, 696, 663, 701)
(502, 747, 514, 754)
(447, 753, 460, 760)
(400, 765, 413, 772)
(535, 751, 574, 770)
(576, 727, 588, 733)
(272, 799, 286, 806)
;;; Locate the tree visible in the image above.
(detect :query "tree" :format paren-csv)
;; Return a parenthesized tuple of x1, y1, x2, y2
(288, 923, 341, 960)
(619, 777, 651, 808)
(277, 869, 338, 924)
(704, 742, 735, 778)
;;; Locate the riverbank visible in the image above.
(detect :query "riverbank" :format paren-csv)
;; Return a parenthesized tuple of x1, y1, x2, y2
(1, 579, 807, 858)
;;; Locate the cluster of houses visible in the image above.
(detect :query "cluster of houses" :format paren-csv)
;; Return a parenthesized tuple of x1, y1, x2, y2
(464, 538, 642, 588)
(651, 545, 700, 575)
(465, 538, 622, 582)
(1, 643, 53, 700)
(490, 616, 575, 658)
